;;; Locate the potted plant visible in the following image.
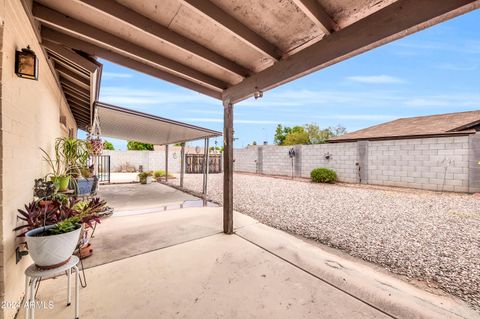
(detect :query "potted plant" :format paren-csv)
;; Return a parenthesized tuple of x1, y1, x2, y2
(75, 165, 96, 196)
(14, 197, 106, 268)
(138, 171, 153, 184)
(40, 147, 71, 192)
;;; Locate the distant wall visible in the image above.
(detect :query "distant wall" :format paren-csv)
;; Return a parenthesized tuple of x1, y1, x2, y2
(234, 134, 480, 193)
(103, 149, 182, 173)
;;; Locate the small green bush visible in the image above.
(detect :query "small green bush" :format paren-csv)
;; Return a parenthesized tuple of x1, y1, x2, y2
(310, 168, 337, 183)
(138, 171, 153, 184)
(153, 170, 166, 178)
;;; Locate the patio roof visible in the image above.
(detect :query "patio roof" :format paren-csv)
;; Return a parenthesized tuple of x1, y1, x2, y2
(27, 0, 479, 104)
(95, 102, 222, 145)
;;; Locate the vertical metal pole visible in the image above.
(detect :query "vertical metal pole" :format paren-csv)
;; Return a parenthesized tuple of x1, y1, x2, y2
(223, 100, 234, 234)
(165, 144, 169, 183)
(202, 138, 210, 199)
(180, 143, 185, 188)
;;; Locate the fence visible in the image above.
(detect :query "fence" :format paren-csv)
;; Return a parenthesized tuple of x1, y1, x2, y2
(186, 154, 222, 173)
(233, 133, 480, 193)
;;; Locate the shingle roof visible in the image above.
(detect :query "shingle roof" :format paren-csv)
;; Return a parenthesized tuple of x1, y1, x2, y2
(329, 110, 480, 142)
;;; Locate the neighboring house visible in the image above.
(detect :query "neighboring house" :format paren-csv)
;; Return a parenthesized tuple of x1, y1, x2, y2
(329, 110, 480, 142)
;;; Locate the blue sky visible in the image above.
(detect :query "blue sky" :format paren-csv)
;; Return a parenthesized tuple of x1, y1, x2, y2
(90, 10, 480, 150)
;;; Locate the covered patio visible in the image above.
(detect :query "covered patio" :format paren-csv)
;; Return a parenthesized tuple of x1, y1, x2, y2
(7, 0, 480, 318)
(15, 185, 480, 318)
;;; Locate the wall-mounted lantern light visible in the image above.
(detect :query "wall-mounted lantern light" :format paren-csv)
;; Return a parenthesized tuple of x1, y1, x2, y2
(15, 46, 38, 80)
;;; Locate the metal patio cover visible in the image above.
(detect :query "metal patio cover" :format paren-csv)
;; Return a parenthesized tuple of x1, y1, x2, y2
(96, 102, 221, 145)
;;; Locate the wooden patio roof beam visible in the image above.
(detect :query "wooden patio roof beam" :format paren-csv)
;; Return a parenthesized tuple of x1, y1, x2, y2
(291, 0, 339, 34)
(42, 28, 223, 100)
(223, 0, 480, 103)
(42, 39, 98, 74)
(180, 0, 279, 60)
(75, 0, 250, 78)
(33, 3, 228, 91)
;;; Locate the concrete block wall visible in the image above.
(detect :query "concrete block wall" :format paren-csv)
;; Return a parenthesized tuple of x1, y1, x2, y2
(233, 134, 479, 193)
(103, 149, 182, 173)
(233, 148, 258, 173)
(300, 143, 358, 182)
(368, 137, 470, 192)
(261, 145, 296, 176)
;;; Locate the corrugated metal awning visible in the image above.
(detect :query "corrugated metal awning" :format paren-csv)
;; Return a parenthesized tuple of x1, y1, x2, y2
(95, 102, 221, 145)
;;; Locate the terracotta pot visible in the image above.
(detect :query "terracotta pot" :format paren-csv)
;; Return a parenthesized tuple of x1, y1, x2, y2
(25, 225, 81, 269)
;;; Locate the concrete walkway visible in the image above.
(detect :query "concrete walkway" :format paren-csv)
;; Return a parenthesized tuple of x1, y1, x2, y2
(98, 182, 199, 214)
(15, 185, 479, 319)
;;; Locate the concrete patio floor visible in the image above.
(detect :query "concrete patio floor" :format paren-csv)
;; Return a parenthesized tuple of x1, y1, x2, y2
(15, 185, 479, 319)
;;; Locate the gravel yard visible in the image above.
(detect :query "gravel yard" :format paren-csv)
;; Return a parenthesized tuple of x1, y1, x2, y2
(171, 173, 480, 310)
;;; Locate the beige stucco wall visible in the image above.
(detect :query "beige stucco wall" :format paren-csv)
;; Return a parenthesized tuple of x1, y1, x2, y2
(0, 1, 77, 318)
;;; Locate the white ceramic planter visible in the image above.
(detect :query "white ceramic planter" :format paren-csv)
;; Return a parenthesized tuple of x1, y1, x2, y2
(25, 225, 81, 268)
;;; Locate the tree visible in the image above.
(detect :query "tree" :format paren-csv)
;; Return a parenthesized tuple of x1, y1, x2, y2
(305, 123, 333, 144)
(274, 122, 347, 146)
(127, 141, 154, 151)
(103, 140, 115, 150)
(274, 124, 292, 145)
(329, 124, 347, 137)
(252, 141, 257, 145)
(283, 127, 309, 145)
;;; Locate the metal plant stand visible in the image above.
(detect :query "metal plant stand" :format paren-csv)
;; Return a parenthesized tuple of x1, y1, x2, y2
(24, 256, 80, 319)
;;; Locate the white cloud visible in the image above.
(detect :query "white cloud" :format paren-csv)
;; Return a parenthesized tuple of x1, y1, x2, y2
(313, 114, 396, 121)
(180, 118, 285, 124)
(436, 63, 478, 71)
(102, 72, 133, 79)
(99, 87, 217, 106)
(346, 75, 406, 84)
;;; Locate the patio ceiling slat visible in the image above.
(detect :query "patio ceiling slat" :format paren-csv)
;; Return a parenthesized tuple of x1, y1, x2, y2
(75, 0, 251, 78)
(64, 91, 90, 106)
(42, 39, 98, 74)
(33, 3, 229, 91)
(42, 28, 223, 100)
(180, 0, 280, 61)
(291, 0, 339, 35)
(62, 86, 90, 102)
(60, 77, 90, 96)
(49, 56, 90, 80)
(223, 0, 479, 103)
(55, 64, 90, 88)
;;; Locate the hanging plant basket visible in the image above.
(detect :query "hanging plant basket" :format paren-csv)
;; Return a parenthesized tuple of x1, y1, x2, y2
(89, 138, 103, 156)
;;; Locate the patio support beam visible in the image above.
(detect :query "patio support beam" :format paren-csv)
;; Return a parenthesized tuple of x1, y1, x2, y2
(223, 100, 234, 234)
(180, 144, 185, 188)
(34, 4, 228, 92)
(223, 0, 480, 103)
(42, 28, 223, 100)
(180, 0, 279, 60)
(165, 145, 169, 183)
(202, 138, 210, 199)
(75, 0, 250, 78)
(291, 0, 338, 34)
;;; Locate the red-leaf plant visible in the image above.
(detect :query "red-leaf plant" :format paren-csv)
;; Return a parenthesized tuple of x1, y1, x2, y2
(14, 197, 106, 236)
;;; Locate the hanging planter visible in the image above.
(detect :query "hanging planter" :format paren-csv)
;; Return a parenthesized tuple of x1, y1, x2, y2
(88, 138, 103, 156)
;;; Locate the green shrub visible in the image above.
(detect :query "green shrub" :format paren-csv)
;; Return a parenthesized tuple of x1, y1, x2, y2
(153, 170, 166, 178)
(310, 168, 337, 183)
